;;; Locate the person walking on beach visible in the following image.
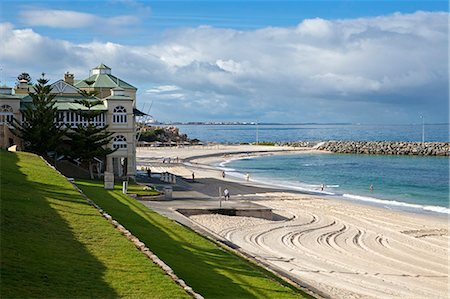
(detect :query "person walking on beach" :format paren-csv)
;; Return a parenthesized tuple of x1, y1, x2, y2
(246, 173, 250, 181)
(223, 188, 230, 200)
(321, 184, 324, 191)
(147, 167, 151, 178)
(192, 172, 195, 182)
(222, 171, 226, 179)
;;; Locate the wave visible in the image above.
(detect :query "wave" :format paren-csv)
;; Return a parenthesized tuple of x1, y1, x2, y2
(342, 194, 450, 215)
(217, 159, 450, 215)
(224, 170, 337, 196)
(216, 160, 238, 172)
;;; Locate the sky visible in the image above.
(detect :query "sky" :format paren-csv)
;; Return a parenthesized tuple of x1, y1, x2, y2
(0, 0, 448, 124)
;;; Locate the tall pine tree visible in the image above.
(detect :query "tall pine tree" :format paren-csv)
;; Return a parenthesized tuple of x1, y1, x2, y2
(13, 74, 67, 155)
(66, 82, 116, 179)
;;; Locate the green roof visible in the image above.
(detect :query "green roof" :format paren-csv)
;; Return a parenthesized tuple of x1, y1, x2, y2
(105, 95, 133, 101)
(74, 74, 136, 90)
(54, 102, 107, 111)
(20, 95, 106, 111)
(0, 93, 26, 100)
(21, 95, 97, 103)
(94, 63, 111, 69)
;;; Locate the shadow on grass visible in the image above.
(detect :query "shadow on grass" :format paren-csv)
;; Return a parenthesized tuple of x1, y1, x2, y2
(77, 179, 308, 299)
(0, 151, 118, 298)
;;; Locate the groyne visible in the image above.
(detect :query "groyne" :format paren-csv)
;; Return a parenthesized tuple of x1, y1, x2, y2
(313, 141, 449, 156)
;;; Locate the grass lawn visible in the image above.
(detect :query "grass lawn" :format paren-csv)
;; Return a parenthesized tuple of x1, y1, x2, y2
(76, 179, 314, 299)
(0, 151, 189, 298)
(126, 181, 161, 196)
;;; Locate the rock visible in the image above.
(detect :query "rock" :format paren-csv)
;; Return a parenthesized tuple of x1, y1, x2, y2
(295, 141, 448, 156)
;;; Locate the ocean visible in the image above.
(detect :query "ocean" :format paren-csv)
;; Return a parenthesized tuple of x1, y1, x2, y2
(174, 124, 449, 215)
(222, 153, 449, 215)
(176, 124, 449, 143)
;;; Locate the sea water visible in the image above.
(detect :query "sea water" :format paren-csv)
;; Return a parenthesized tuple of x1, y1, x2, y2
(224, 153, 449, 215)
(176, 124, 449, 143)
(175, 123, 449, 215)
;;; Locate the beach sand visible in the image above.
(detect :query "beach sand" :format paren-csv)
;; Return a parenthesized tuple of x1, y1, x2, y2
(137, 145, 449, 299)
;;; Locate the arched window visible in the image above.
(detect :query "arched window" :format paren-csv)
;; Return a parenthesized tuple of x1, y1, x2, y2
(113, 135, 127, 149)
(113, 106, 127, 123)
(0, 105, 14, 125)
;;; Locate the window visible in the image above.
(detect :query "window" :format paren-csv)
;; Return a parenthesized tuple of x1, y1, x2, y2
(113, 135, 127, 149)
(0, 105, 14, 125)
(113, 106, 127, 123)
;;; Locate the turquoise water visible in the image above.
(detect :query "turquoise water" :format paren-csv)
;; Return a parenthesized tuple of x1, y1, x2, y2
(225, 153, 449, 215)
(176, 124, 449, 143)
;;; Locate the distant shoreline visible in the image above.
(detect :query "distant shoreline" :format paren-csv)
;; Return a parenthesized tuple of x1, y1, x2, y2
(156, 122, 450, 126)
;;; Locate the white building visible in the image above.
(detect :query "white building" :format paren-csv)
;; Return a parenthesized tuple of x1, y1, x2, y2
(0, 64, 142, 178)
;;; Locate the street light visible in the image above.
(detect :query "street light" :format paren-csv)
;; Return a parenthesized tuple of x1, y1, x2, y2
(255, 121, 259, 145)
(420, 115, 425, 143)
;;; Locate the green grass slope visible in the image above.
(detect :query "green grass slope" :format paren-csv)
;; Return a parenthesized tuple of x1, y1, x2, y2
(0, 151, 189, 298)
(77, 179, 314, 299)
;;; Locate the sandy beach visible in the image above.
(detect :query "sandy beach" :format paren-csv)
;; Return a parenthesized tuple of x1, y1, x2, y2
(137, 145, 449, 299)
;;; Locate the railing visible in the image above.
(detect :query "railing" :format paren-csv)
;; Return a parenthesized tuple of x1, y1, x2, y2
(17, 112, 109, 128)
(57, 111, 106, 128)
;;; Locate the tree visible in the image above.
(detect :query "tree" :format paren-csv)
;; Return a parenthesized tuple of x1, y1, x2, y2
(17, 73, 32, 84)
(13, 74, 67, 155)
(66, 83, 116, 179)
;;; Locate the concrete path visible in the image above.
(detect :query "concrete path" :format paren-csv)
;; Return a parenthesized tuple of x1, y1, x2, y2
(135, 173, 280, 243)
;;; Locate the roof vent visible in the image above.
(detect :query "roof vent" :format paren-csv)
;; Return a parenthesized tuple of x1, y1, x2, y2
(91, 63, 112, 75)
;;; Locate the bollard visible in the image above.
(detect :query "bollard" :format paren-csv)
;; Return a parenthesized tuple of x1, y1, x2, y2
(164, 186, 172, 200)
(104, 171, 114, 190)
(122, 180, 128, 194)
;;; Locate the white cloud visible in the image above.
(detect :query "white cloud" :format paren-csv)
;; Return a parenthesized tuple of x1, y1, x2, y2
(1, 11, 448, 123)
(146, 85, 180, 93)
(20, 9, 139, 29)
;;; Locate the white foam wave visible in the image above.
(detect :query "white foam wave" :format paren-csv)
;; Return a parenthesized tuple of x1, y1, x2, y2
(224, 170, 337, 196)
(343, 194, 450, 215)
(216, 160, 237, 172)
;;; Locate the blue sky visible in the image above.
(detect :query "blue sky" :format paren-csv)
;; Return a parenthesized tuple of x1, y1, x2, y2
(2, 1, 447, 43)
(0, 1, 448, 123)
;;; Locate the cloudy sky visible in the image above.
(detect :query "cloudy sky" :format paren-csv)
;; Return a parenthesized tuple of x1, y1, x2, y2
(0, 0, 448, 123)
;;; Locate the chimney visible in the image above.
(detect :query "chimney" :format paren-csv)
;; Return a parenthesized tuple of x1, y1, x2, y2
(18, 79, 28, 89)
(64, 72, 74, 85)
(14, 79, 30, 94)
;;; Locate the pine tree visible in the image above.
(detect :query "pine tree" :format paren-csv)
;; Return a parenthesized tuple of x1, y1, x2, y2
(13, 74, 67, 155)
(66, 83, 116, 179)
(17, 73, 32, 84)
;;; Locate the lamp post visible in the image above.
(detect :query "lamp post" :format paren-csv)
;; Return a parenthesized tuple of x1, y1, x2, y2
(256, 121, 259, 145)
(420, 115, 425, 143)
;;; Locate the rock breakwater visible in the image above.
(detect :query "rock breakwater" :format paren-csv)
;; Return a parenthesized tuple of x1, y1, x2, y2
(315, 141, 449, 156)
